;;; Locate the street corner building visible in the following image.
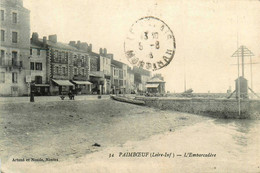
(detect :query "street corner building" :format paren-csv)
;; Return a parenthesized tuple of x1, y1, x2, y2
(0, 0, 30, 96)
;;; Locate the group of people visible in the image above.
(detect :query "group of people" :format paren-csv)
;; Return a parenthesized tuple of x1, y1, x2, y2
(60, 90, 74, 100)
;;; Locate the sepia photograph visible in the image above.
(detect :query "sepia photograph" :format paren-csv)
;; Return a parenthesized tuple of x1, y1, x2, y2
(0, 0, 260, 172)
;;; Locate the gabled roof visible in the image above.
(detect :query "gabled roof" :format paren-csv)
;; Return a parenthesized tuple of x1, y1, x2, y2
(147, 77, 165, 83)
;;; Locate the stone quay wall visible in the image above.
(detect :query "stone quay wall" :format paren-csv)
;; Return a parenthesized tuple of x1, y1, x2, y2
(135, 97, 260, 119)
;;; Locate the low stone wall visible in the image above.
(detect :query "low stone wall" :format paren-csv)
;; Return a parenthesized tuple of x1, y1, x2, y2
(135, 97, 260, 119)
(248, 99, 260, 119)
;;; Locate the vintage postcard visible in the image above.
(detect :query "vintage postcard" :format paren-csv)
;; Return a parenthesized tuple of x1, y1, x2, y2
(0, 0, 260, 172)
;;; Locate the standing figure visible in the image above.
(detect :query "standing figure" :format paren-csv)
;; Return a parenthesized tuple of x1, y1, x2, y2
(68, 90, 75, 100)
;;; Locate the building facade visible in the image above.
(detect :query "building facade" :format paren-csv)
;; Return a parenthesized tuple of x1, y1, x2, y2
(89, 51, 104, 94)
(146, 76, 166, 94)
(99, 48, 112, 94)
(0, 0, 30, 96)
(133, 66, 151, 94)
(0, 0, 166, 97)
(126, 66, 135, 93)
(111, 59, 127, 94)
(30, 34, 93, 95)
(49, 37, 92, 95)
(30, 33, 48, 95)
(68, 41, 92, 95)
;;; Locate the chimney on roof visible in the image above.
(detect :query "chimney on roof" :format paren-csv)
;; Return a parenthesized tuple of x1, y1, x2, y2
(43, 36, 47, 47)
(69, 41, 76, 47)
(80, 42, 88, 51)
(99, 48, 103, 55)
(88, 44, 92, 52)
(104, 48, 107, 55)
(32, 32, 39, 43)
(48, 34, 57, 43)
(76, 41, 81, 49)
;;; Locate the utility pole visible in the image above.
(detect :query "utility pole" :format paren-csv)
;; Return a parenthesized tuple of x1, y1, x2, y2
(231, 45, 255, 99)
(232, 45, 254, 78)
(184, 57, 186, 92)
(241, 46, 244, 77)
(237, 50, 240, 116)
(250, 55, 253, 90)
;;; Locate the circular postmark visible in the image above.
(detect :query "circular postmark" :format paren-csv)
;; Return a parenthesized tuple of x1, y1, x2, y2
(124, 16, 176, 71)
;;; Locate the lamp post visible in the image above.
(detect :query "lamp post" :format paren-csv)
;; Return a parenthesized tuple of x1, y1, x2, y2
(30, 81, 35, 102)
(27, 56, 34, 102)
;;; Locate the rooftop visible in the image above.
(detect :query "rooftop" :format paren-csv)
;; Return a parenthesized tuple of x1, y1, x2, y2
(147, 77, 165, 83)
(112, 59, 124, 68)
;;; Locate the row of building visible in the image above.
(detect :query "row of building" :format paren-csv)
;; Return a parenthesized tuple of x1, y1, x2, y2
(0, 0, 165, 96)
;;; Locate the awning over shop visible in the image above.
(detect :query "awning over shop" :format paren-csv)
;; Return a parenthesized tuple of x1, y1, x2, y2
(52, 79, 74, 86)
(145, 84, 159, 88)
(35, 84, 50, 87)
(72, 81, 92, 85)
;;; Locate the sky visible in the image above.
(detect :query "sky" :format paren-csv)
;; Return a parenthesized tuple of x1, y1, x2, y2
(23, 0, 260, 93)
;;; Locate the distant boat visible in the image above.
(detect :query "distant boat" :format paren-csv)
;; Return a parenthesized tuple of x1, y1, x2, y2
(181, 88, 193, 97)
(110, 95, 145, 105)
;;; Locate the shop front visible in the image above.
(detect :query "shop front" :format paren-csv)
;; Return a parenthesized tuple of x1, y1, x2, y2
(145, 83, 159, 93)
(89, 71, 105, 95)
(51, 79, 74, 95)
(145, 77, 166, 95)
(71, 80, 92, 95)
(34, 84, 50, 96)
(111, 83, 125, 94)
(120, 86, 126, 94)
